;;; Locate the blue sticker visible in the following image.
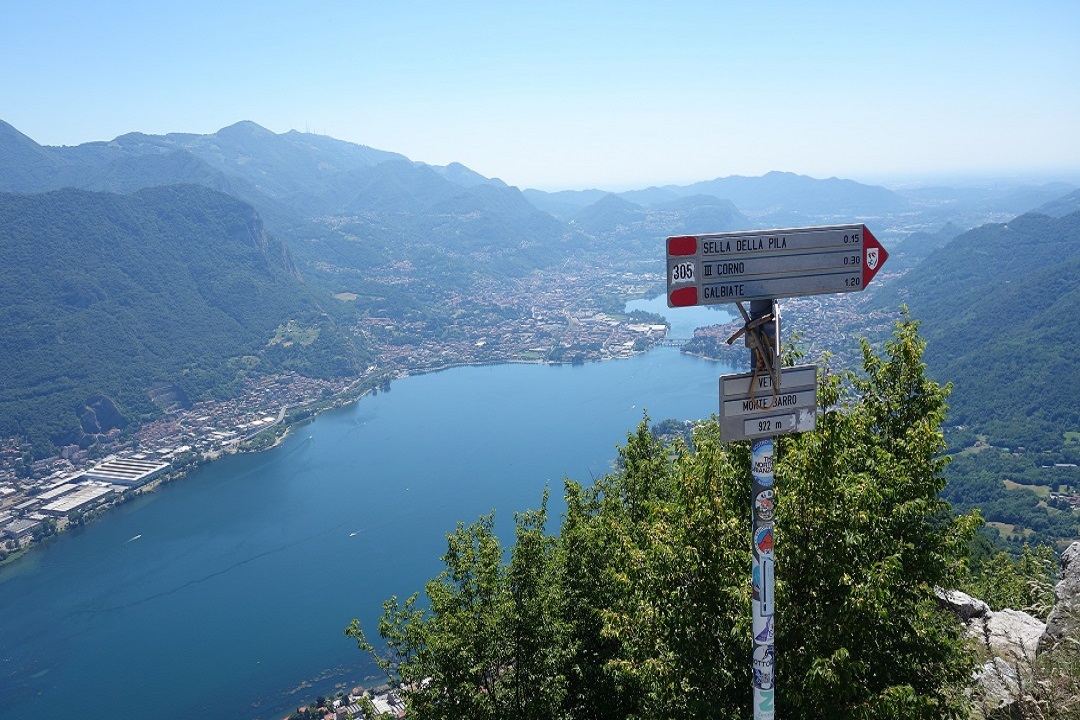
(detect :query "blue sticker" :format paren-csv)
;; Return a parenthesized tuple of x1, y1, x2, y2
(751, 439, 775, 486)
(753, 645, 775, 689)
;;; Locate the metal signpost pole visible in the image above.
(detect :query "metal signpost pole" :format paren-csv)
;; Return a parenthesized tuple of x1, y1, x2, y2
(665, 224, 890, 720)
(748, 299, 776, 720)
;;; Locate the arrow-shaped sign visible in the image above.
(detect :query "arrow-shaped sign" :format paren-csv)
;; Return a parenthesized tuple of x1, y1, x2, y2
(666, 224, 889, 307)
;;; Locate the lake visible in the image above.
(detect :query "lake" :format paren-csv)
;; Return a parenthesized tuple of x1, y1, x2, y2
(625, 293, 734, 338)
(0, 306, 737, 720)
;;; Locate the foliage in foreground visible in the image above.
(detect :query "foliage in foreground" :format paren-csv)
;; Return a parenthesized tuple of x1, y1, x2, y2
(961, 543, 1058, 619)
(347, 319, 982, 719)
(1021, 619, 1080, 720)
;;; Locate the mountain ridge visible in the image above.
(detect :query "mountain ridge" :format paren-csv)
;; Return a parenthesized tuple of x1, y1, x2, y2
(0, 184, 364, 451)
(869, 208, 1080, 449)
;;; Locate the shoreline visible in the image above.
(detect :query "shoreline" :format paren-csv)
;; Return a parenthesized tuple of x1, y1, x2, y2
(0, 337, 748, 720)
(0, 343, 675, 571)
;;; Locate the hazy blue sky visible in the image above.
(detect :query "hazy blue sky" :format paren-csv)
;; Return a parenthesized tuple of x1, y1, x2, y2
(4, 0, 1078, 190)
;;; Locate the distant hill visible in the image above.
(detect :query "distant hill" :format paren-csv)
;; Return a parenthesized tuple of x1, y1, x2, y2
(885, 223, 966, 270)
(424, 161, 508, 189)
(0, 119, 483, 218)
(0, 185, 365, 452)
(895, 181, 1078, 226)
(1036, 188, 1080, 218)
(570, 194, 647, 235)
(522, 187, 611, 220)
(0, 119, 575, 291)
(0, 119, 62, 187)
(668, 171, 907, 224)
(566, 193, 750, 263)
(651, 194, 749, 234)
(869, 208, 1080, 450)
(617, 186, 682, 207)
(103, 120, 410, 204)
(525, 173, 1078, 236)
(525, 171, 907, 227)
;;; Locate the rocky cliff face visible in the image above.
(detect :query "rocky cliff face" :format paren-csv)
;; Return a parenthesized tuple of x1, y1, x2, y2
(938, 587, 1046, 713)
(1039, 541, 1080, 656)
(938, 541, 1080, 717)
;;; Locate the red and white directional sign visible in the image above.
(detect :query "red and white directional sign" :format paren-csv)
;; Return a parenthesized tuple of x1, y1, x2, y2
(666, 224, 888, 307)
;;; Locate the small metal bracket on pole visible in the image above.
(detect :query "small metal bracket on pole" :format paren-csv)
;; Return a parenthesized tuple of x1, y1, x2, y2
(729, 299, 782, 400)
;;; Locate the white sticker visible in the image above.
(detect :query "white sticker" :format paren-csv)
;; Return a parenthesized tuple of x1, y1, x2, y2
(670, 261, 695, 285)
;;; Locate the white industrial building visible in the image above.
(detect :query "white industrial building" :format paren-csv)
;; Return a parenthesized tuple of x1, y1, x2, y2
(41, 482, 118, 517)
(84, 457, 171, 487)
(3, 518, 40, 540)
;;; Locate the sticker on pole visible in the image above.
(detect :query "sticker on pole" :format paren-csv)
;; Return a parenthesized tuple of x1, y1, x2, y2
(754, 489, 775, 522)
(750, 439, 775, 486)
(753, 645, 775, 690)
(754, 615, 774, 644)
(755, 526, 775, 557)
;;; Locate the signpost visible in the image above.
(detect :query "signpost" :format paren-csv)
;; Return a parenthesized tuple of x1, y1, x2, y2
(720, 364, 817, 443)
(665, 224, 888, 307)
(662, 224, 889, 720)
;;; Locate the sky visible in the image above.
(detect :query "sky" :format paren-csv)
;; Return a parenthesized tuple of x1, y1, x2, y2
(3, 0, 1079, 191)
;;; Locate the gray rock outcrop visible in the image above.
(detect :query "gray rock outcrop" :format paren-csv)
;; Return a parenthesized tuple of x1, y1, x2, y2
(938, 589, 1046, 663)
(977, 657, 1021, 715)
(939, 587, 990, 622)
(1038, 540, 1080, 655)
(985, 607, 1046, 666)
(937, 541, 1080, 717)
(937, 587, 1047, 713)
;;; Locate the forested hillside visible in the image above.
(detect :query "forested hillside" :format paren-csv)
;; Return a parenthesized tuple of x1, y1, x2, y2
(872, 210, 1080, 451)
(2, 116, 1076, 470)
(0, 185, 365, 451)
(0, 120, 571, 285)
(858, 208, 1080, 551)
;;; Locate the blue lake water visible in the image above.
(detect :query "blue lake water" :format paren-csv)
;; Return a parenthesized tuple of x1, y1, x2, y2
(0, 289, 743, 720)
(625, 294, 735, 337)
(0, 345, 739, 720)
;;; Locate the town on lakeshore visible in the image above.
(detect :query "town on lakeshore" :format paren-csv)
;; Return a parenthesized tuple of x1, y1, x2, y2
(287, 684, 406, 720)
(0, 254, 913, 720)
(0, 264, 667, 563)
(0, 253, 918, 565)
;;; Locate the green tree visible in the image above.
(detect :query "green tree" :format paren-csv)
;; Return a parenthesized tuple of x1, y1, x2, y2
(505, 494, 566, 720)
(778, 318, 980, 719)
(349, 316, 982, 719)
(346, 511, 509, 720)
(584, 418, 750, 719)
(346, 503, 568, 720)
(557, 475, 643, 720)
